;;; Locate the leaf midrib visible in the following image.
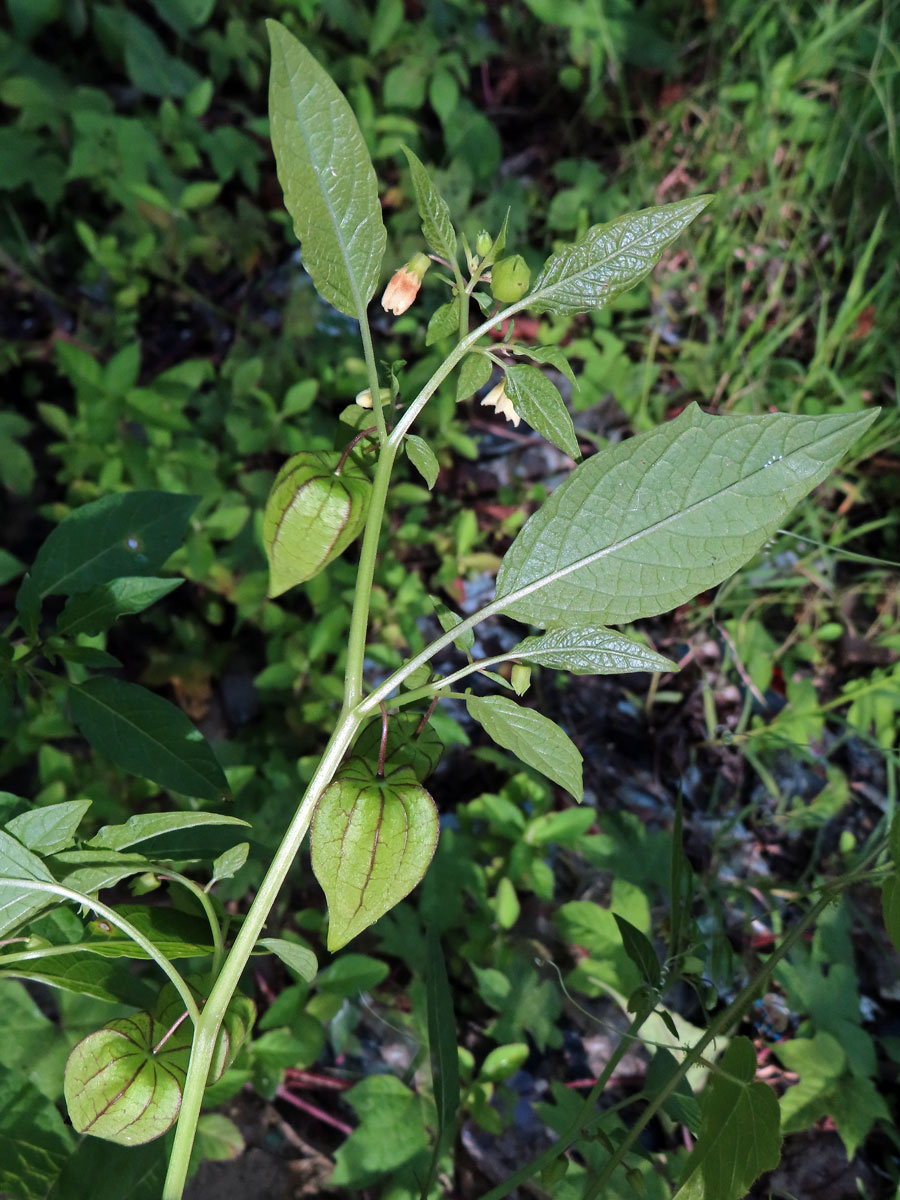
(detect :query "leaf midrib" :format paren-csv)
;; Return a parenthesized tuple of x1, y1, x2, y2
(528, 196, 711, 308)
(497, 416, 866, 613)
(72, 683, 222, 796)
(273, 32, 369, 324)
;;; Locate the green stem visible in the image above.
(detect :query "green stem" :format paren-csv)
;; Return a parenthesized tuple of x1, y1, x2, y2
(344, 296, 529, 714)
(358, 310, 387, 443)
(165, 292, 532, 1198)
(479, 1005, 655, 1200)
(343, 445, 397, 711)
(161, 713, 361, 1200)
(160, 871, 226, 975)
(578, 880, 855, 1200)
(0, 878, 199, 1022)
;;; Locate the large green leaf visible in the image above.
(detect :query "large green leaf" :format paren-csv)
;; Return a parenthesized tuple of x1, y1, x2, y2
(88, 810, 248, 852)
(0, 830, 57, 937)
(311, 758, 439, 951)
(56, 576, 183, 637)
(267, 19, 386, 319)
(496, 405, 878, 628)
(68, 676, 228, 801)
(30, 491, 198, 599)
(6, 799, 91, 855)
(526, 195, 712, 316)
(466, 695, 583, 801)
(331, 1075, 429, 1187)
(0, 1067, 75, 1200)
(0, 955, 158, 1006)
(504, 364, 579, 459)
(673, 1037, 780, 1200)
(46, 1137, 168, 1200)
(64, 1012, 192, 1145)
(511, 626, 676, 674)
(402, 146, 457, 263)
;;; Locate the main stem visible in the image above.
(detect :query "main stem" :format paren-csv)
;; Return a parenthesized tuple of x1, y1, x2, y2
(163, 293, 530, 1198)
(162, 716, 360, 1199)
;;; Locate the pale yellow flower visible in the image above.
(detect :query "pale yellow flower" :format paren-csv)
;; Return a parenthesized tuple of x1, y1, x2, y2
(480, 380, 520, 427)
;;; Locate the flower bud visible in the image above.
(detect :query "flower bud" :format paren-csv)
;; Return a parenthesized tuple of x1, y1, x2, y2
(381, 252, 432, 316)
(490, 254, 530, 303)
(355, 387, 391, 409)
(475, 229, 492, 256)
(480, 379, 520, 427)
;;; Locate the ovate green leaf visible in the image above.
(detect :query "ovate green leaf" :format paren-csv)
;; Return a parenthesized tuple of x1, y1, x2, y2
(69, 677, 228, 801)
(311, 758, 439, 951)
(57, 577, 183, 637)
(0, 831, 57, 937)
(258, 938, 318, 983)
(267, 20, 386, 319)
(466, 694, 583, 801)
(6, 799, 91, 855)
(405, 434, 440, 489)
(88, 810, 248, 852)
(512, 626, 676, 674)
(457, 351, 493, 402)
(673, 1037, 781, 1200)
(426, 301, 458, 345)
(64, 1012, 191, 1145)
(30, 491, 198, 599)
(402, 146, 457, 262)
(496, 404, 878, 628)
(527, 195, 712, 316)
(504, 363, 579, 458)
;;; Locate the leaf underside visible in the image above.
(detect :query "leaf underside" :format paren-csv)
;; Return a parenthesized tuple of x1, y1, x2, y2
(496, 404, 877, 628)
(267, 20, 386, 320)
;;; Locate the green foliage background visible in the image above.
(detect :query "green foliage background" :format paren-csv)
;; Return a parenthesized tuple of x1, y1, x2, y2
(1, 0, 898, 1196)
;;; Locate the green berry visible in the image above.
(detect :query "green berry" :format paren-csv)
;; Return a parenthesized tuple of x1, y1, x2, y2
(491, 254, 531, 302)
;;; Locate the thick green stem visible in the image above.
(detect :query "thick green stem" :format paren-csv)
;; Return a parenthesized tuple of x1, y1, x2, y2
(164, 292, 532, 1197)
(161, 714, 361, 1199)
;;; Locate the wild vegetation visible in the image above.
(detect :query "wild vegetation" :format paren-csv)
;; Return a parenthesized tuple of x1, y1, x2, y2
(1, 2, 898, 1197)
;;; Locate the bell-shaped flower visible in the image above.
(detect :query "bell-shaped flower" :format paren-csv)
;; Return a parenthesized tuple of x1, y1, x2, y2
(381, 252, 431, 316)
(480, 379, 520, 427)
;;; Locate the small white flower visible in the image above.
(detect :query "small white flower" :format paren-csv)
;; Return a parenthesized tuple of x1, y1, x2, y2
(480, 380, 520, 427)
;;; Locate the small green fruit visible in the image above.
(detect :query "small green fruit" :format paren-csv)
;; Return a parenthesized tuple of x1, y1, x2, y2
(475, 229, 492, 256)
(491, 254, 531, 302)
(263, 451, 371, 597)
